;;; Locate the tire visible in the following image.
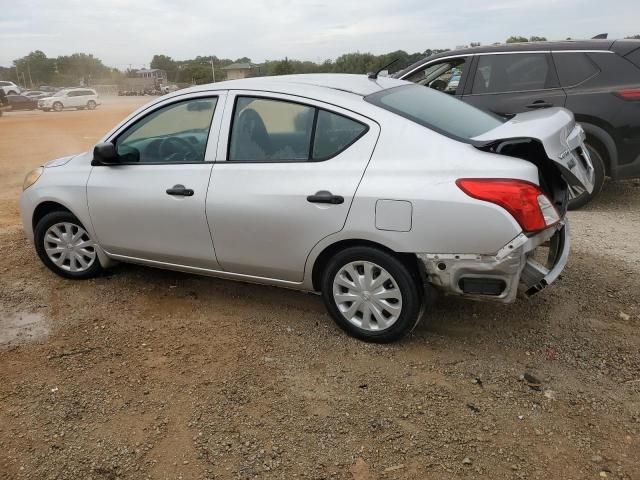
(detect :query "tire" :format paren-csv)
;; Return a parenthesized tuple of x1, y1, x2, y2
(567, 142, 606, 210)
(87, 100, 96, 110)
(8, 90, 17, 95)
(320, 246, 424, 343)
(52, 102, 63, 112)
(34, 211, 103, 280)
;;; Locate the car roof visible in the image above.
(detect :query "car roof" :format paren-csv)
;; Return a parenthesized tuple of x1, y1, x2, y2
(178, 74, 408, 99)
(396, 39, 640, 77)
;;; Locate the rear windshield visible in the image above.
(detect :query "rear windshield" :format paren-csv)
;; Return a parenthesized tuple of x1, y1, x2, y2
(365, 84, 505, 141)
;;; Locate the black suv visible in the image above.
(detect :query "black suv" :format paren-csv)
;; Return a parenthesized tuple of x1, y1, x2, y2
(397, 40, 640, 208)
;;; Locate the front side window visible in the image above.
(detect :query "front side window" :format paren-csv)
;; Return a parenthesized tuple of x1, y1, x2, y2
(115, 98, 217, 163)
(404, 58, 468, 95)
(472, 53, 557, 94)
(228, 97, 367, 162)
(366, 84, 505, 141)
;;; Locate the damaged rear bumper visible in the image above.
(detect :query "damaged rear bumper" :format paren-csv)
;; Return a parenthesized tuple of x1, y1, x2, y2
(417, 222, 570, 303)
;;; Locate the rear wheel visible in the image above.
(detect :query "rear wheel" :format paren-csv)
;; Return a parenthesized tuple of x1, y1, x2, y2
(567, 143, 605, 210)
(321, 246, 424, 343)
(34, 211, 102, 280)
(52, 102, 63, 112)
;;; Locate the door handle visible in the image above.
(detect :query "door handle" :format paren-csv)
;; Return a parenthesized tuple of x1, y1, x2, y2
(307, 190, 344, 205)
(526, 100, 554, 109)
(166, 184, 194, 196)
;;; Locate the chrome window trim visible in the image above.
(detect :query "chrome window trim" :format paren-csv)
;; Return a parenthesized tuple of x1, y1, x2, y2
(400, 50, 615, 81)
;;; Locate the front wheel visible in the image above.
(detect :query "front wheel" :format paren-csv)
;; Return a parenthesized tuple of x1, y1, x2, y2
(321, 246, 424, 343)
(52, 102, 63, 112)
(34, 211, 103, 279)
(567, 143, 606, 210)
(87, 100, 96, 110)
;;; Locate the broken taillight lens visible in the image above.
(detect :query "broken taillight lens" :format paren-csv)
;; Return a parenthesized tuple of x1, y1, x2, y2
(456, 178, 560, 233)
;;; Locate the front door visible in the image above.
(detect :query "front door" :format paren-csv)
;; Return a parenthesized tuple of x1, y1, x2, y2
(401, 56, 472, 98)
(206, 91, 379, 282)
(87, 94, 224, 269)
(462, 53, 566, 116)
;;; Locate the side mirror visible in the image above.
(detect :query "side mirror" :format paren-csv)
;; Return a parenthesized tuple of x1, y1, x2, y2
(92, 142, 119, 165)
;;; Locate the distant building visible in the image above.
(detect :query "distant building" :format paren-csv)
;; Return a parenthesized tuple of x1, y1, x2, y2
(135, 68, 167, 83)
(222, 63, 261, 80)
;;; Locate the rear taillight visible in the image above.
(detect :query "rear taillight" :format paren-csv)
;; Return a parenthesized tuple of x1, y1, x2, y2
(456, 178, 560, 233)
(614, 88, 640, 101)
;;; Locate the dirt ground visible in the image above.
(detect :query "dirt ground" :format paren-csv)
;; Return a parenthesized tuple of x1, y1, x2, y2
(1, 100, 639, 480)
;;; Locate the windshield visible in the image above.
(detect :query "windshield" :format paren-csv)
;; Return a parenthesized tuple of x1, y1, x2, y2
(365, 84, 506, 141)
(52, 90, 68, 97)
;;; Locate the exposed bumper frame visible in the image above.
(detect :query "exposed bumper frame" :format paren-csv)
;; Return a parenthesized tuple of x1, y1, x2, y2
(417, 222, 570, 303)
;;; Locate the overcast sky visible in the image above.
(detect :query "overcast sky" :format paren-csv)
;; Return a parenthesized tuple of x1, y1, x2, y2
(1, 0, 639, 68)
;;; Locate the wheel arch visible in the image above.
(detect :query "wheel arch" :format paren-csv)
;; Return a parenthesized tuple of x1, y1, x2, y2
(310, 238, 422, 292)
(32, 201, 72, 231)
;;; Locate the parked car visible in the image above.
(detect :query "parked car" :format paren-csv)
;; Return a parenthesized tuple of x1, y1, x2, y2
(20, 74, 593, 342)
(38, 88, 100, 112)
(0, 81, 22, 95)
(6, 94, 38, 111)
(396, 39, 640, 209)
(22, 90, 50, 100)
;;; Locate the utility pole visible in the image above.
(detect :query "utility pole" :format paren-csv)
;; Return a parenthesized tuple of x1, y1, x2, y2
(210, 56, 215, 83)
(26, 62, 33, 88)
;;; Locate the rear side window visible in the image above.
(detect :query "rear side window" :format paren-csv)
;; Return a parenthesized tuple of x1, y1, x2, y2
(472, 53, 558, 94)
(626, 48, 640, 69)
(366, 84, 505, 141)
(229, 97, 367, 162)
(553, 52, 599, 87)
(313, 110, 367, 160)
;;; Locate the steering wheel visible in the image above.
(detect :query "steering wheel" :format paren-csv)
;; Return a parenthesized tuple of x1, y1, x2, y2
(158, 136, 198, 162)
(429, 79, 448, 92)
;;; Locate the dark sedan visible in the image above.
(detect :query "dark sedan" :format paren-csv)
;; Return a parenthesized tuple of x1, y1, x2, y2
(397, 39, 640, 209)
(7, 94, 38, 111)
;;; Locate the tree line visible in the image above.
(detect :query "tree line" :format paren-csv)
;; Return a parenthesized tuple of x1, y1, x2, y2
(2, 34, 639, 88)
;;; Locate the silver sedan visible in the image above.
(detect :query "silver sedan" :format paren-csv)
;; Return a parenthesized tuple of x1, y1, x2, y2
(20, 74, 594, 342)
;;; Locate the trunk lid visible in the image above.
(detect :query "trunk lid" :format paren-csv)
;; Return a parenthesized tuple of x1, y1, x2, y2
(472, 107, 595, 193)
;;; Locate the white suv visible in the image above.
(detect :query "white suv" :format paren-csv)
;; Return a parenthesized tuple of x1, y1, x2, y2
(0, 81, 21, 95)
(38, 88, 101, 112)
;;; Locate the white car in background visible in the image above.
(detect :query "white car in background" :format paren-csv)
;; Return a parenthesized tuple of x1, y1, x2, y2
(38, 88, 100, 112)
(0, 81, 22, 95)
(20, 74, 594, 342)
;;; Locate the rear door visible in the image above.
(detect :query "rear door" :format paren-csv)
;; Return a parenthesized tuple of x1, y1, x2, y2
(462, 52, 566, 115)
(206, 91, 379, 282)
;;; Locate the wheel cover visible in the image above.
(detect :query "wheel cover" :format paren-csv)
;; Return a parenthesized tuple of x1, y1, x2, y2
(332, 260, 403, 332)
(44, 222, 96, 272)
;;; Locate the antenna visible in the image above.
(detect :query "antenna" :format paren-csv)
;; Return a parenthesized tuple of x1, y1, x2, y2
(368, 58, 399, 80)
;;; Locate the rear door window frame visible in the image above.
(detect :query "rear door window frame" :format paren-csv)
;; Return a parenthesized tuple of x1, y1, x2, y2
(220, 91, 371, 164)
